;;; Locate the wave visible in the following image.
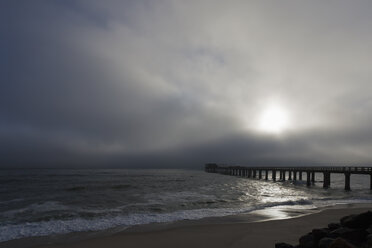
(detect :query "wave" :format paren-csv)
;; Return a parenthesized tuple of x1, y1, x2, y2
(0, 198, 314, 242)
(144, 191, 218, 204)
(2, 170, 372, 243)
(66, 186, 86, 191)
(312, 197, 372, 207)
(65, 184, 134, 192)
(0, 201, 71, 219)
(0, 179, 23, 184)
(110, 184, 132, 190)
(258, 199, 313, 208)
(0, 198, 25, 205)
(5, 196, 372, 243)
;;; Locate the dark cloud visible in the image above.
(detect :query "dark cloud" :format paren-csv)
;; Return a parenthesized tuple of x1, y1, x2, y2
(2, 0, 372, 168)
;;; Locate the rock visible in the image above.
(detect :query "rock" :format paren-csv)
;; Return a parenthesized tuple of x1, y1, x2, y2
(367, 234, 372, 247)
(275, 242, 294, 248)
(328, 238, 356, 248)
(366, 225, 372, 234)
(328, 223, 341, 231)
(340, 211, 372, 229)
(329, 227, 347, 238)
(299, 233, 315, 248)
(275, 212, 372, 248)
(318, 237, 335, 248)
(312, 228, 330, 243)
(329, 227, 366, 242)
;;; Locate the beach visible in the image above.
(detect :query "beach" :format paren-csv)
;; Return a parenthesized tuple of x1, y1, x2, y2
(2, 203, 371, 248)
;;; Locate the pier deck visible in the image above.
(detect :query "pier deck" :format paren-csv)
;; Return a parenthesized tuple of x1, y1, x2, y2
(205, 164, 372, 190)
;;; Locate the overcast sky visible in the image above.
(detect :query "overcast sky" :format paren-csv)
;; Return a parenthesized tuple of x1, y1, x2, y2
(2, 0, 372, 168)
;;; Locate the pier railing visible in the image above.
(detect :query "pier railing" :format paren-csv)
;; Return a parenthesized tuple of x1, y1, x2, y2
(205, 164, 372, 190)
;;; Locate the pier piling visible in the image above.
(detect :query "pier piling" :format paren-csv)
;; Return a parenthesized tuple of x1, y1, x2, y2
(205, 164, 372, 191)
(323, 172, 330, 188)
(311, 172, 315, 183)
(306, 172, 311, 186)
(345, 173, 351, 191)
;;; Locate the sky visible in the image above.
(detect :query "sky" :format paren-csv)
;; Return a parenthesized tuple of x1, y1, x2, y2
(2, 0, 372, 168)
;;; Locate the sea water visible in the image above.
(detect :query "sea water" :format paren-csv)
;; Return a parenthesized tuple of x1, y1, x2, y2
(1, 169, 372, 242)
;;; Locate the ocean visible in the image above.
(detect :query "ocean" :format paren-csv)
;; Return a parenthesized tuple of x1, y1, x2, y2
(1, 169, 372, 243)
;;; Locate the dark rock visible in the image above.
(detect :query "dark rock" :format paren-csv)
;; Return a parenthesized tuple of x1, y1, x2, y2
(299, 233, 315, 248)
(276, 212, 372, 248)
(318, 237, 335, 248)
(340, 211, 372, 229)
(328, 223, 341, 231)
(328, 238, 356, 248)
(312, 228, 330, 243)
(366, 225, 372, 234)
(275, 243, 294, 248)
(329, 227, 347, 238)
(367, 234, 372, 247)
(329, 227, 367, 242)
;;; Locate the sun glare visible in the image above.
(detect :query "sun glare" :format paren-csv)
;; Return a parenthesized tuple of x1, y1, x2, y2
(258, 105, 290, 134)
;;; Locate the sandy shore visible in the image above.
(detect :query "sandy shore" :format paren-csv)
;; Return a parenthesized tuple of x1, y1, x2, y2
(2, 204, 372, 248)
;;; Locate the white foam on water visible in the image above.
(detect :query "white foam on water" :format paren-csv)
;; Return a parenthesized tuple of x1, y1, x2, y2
(0, 199, 314, 242)
(0, 198, 25, 205)
(313, 197, 372, 208)
(144, 191, 218, 204)
(1, 201, 71, 219)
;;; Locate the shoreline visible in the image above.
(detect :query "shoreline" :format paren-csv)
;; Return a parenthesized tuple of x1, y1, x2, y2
(2, 203, 372, 248)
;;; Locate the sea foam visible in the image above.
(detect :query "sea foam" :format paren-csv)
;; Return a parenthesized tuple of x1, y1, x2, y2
(0, 199, 314, 242)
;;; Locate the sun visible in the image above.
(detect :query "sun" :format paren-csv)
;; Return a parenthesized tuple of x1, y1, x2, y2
(258, 105, 290, 134)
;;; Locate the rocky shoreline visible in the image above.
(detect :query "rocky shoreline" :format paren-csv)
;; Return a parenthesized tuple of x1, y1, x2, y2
(276, 211, 372, 248)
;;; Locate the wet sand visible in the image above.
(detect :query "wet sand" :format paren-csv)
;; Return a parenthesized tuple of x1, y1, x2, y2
(2, 204, 372, 248)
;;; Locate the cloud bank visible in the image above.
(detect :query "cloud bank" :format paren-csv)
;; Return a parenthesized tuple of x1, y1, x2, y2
(2, 0, 372, 168)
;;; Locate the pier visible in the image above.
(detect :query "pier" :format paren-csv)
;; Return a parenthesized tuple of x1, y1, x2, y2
(205, 164, 372, 190)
